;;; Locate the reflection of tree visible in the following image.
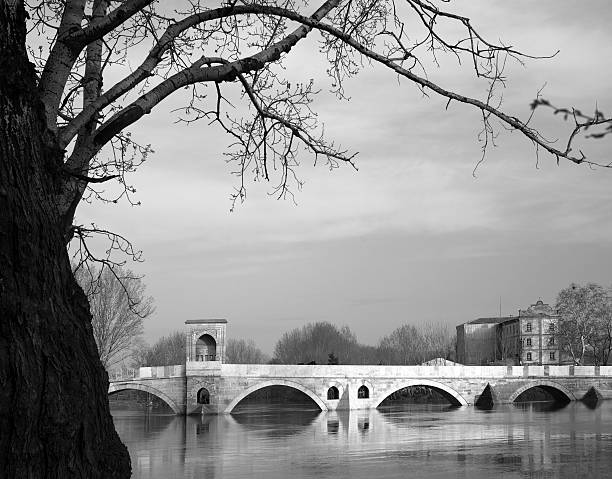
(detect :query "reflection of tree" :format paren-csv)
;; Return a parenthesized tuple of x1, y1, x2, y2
(113, 414, 178, 447)
(513, 401, 569, 413)
(231, 408, 320, 438)
(377, 406, 452, 429)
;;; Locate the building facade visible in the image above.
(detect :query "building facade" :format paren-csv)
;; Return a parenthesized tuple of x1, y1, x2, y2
(456, 300, 561, 366)
(456, 317, 510, 365)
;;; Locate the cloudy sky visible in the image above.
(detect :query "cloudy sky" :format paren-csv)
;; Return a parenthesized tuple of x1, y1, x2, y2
(78, 0, 612, 354)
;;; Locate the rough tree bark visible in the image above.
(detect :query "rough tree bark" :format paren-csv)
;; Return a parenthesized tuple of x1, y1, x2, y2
(0, 3, 130, 478)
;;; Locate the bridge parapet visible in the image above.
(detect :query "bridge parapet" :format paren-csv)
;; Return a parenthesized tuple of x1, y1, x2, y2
(139, 365, 185, 379)
(186, 360, 222, 376)
(110, 364, 612, 382)
(212, 364, 612, 379)
(216, 364, 511, 378)
(108, 369, 138, 381)
(109, 365, 185, 382)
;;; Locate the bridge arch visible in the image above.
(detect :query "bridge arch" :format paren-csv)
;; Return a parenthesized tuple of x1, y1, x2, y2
(223, 379, 329, 413)
(373, 379, 469, 407)
(108, 382, 181, 414)
(508, 380, 576, 403)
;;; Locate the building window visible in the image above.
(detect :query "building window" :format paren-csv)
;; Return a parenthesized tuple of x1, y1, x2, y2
(327, 386, 339, 400)
(549, 323, 555, 333)
(526, 338, 532, 347)
(550, 352, 555, 360)
(526, 323, 532, 332)
(357, 385, 369, 399)
(526, 352, 532, 361)
(549, 337, 555, 346)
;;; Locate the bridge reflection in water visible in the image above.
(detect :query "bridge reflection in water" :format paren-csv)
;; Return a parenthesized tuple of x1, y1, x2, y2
(112, 400, 611, 479)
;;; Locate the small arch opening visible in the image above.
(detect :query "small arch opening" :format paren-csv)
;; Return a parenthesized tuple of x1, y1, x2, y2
(197, 388, 210, 405)
(327, 386, 339, 400)
(196, 334, 217, 361)
(357, 385, 369, 399)
(378, 385, 462, 408)
(514, 385, 571, 405)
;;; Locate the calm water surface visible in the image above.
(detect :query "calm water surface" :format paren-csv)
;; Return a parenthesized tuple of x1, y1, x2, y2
(113, 401, 612, 478)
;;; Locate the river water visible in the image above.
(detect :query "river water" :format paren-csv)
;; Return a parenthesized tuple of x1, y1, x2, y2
(112, 401, 612, 478)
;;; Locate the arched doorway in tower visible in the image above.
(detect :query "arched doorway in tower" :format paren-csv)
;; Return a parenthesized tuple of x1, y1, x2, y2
(197, 388, 211, 405)
(196, 334, 217, 361)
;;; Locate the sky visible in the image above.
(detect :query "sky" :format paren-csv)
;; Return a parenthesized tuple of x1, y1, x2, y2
(74, 0, 612, 354)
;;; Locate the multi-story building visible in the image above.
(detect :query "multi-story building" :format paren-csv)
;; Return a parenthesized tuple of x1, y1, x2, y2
(500, 300, 560, 365)
(456, 316, 511, 365)
(456, 300, 561, 366)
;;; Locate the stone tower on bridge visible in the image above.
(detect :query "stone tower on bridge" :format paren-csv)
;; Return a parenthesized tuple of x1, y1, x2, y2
(185, 319, 227, 363)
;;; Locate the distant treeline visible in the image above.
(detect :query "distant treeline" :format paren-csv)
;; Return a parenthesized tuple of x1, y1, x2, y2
(133, 331, 185, 367)
(130, 321, 455, 368)
(133, 334, 269, 367)
(271, 321, 455, 365)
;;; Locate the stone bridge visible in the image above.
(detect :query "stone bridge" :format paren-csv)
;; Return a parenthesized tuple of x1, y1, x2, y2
(108, 363, 612, 415)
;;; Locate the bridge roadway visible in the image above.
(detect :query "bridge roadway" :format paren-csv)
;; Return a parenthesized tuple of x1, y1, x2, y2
(108, 363, 612, 415)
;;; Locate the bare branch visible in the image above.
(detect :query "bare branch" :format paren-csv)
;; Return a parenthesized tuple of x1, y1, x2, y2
(58, 0, 606, 175)
(62, 168, 119, 184)
(59, 1, 342, 149)
(83, 0, 343, 153)
(67, 0, 156, 46)
(74, 263, 154, 370)
(38, 0, 87, 131)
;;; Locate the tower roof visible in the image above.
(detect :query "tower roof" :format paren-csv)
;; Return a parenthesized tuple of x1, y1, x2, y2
(185, 318, 228, 324)
(468, 316, 514, 325)
(519, 300, 555, 317)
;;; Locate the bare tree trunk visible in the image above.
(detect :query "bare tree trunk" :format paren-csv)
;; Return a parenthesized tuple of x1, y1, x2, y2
(602, 323, 612, 366)
(0, 3, 130, 477)
(579, 335, 587, 365)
